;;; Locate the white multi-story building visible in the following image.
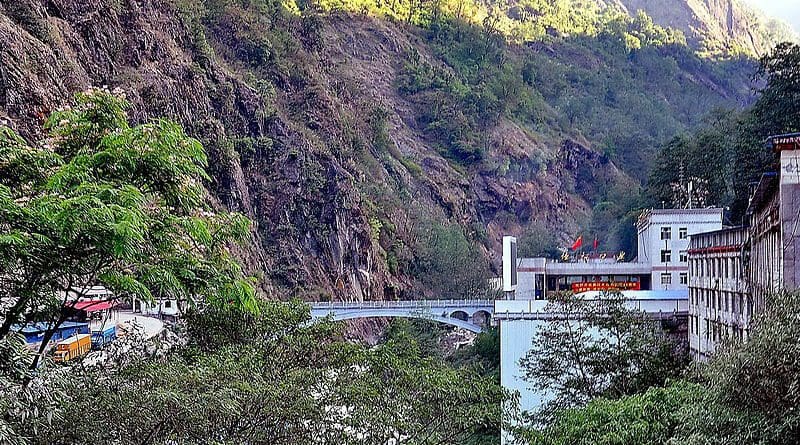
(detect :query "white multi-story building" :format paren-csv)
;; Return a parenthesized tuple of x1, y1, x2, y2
(636, 208, 724, 291)
(509, 208, 723, 300)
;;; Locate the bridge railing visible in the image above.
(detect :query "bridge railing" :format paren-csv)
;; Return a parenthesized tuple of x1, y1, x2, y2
(310, 299, 495, 310)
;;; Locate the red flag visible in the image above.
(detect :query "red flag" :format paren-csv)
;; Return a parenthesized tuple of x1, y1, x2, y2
(593, 238, 599, 250)
(571, 235, 583, 251)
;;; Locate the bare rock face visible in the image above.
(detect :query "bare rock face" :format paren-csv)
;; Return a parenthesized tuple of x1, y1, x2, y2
(0, 0, 385, 301)
(616, 0, 797, 55)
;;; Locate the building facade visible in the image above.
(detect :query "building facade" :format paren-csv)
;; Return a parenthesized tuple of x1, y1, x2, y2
(636, 208, 724, 291)
(687, 227, 750, 360)
(511, 208, 724, 300)
(132, 298, 182, 319)
(746, 172, 782, 311)
(687, 134, 800, 359)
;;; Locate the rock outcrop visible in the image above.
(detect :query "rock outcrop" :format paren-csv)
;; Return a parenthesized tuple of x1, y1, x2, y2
(616, 0, 797, 55)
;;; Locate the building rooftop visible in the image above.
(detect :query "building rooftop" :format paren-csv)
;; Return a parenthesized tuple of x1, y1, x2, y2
(17, 321, 88, 334)
(544, 261, 652, 275)
(691, 225, 748, 238)
(766, 133, 800, 151)
(636, 207, 724, 230)
(647, 208, 725, 215)
(747, 172, 778, 215)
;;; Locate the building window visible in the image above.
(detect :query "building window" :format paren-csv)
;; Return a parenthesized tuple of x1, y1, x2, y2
(679, 251, 688, 263)
(680, 272, 688, 285)
(661, 273, 672, 285)
(164, 300, 172, 309)
(660, 250, 672, 263)
(679, 227, 688, 239)
(661, 227, 672, 240)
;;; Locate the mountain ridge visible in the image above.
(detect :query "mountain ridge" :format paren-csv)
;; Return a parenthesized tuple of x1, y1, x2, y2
(613, 0, 798, 56)
(0, 0, 763, 301)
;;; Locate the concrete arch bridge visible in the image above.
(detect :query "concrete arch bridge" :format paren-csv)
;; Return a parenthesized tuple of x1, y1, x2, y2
(309, 300, 494, 333)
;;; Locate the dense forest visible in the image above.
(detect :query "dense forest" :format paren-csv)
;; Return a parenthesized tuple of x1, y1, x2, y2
(646, 42, 800, 221)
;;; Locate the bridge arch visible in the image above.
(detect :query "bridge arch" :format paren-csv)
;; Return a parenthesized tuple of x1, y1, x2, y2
(472, 309, 492, 327)
(449, 310, 470, 322)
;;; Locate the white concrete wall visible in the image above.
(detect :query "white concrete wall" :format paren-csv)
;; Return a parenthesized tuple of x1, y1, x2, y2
(640, 210, 723, 291)
(135, 299, 180, 317)
(500, 319, 546, 445)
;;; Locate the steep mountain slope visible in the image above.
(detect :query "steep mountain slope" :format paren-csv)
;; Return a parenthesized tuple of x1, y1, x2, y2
(0, 0, 758, 301)
(615, 0, 798, 56)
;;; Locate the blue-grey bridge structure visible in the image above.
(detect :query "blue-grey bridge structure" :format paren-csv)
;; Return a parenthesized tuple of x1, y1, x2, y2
(309, 292, 689, 333)
(309, 300, 494, 333)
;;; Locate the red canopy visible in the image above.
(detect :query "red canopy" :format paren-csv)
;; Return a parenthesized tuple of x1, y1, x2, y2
(69, 300, 117, 312)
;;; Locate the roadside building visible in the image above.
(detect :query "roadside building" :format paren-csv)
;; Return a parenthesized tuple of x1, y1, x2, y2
(687, 133, 800, 360)
(746, 171, 783, 311)
(687, 226, 749, 360)
(17, 321, 89, 344)
(515, 257, 652, 300)
(636, 208, 724, 291)
(132, 297, 182, 320)
(751, 133, 800, 299)
(512, 208, 724, 300)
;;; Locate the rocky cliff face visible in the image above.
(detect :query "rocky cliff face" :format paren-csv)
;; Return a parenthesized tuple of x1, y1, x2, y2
(0, 0, 384, 300)
(616, 0, 797, 55)
(0, 0, 755, 302)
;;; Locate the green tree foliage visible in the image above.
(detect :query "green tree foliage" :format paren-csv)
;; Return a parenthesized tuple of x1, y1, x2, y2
(0, 88, 259, 444)
(515, 381, 703, 445)
(28, 302, 506, 445)
(517, 223, 559, 258)
(646, 43, 800, 219)
(685, 291, 800, 444)
(515, 291, 800, 445)
(0, 89, 258, 358)
(751, 42, 800, 136)
(451, 325, 501, 385)
(383, 319, 503, 444)
(0, 333, 70, 445)
(519, 292, 688, 418)
(412, 223, 492, 298)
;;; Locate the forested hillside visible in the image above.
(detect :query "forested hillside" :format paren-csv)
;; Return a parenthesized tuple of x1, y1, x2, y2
(0, 0, 774, 300)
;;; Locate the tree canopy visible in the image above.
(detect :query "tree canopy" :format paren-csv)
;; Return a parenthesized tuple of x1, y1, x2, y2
(514, 291, 800, 445)
(16, 302, 506, 445)
(646, 42, 800, 219)
(0, 88, 259, 357)
(518, 292, 688, 419)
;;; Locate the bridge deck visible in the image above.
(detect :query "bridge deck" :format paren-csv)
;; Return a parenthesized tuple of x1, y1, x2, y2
(309, 296, 688, 330)
(310, 299, 494, 310)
